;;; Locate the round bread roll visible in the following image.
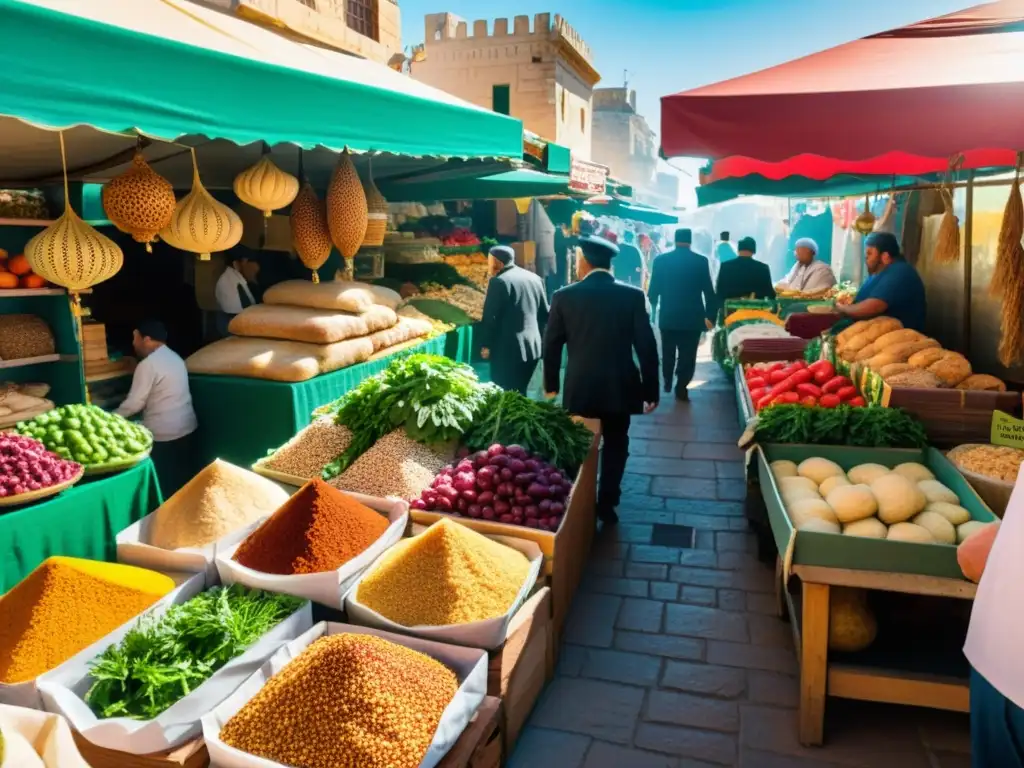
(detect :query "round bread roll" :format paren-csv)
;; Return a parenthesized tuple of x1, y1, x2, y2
(788, 498, 839, 526)
(798, 457, 845, 486)
(780, 476, 819, 495)
(957, 520, 990, 544)
(826, 484, 878, 524)
(848, 463, 891, 485)
(797, 517, 841, 534)
(819, 474, 851, 497)
(912, 511, 957, 544)
(783, 487, 822, 505)
(887, 522, 935, 543)
(925, 502, 971, 526)
(842, 517, 887, 539)
(918, 479, 960, 505)
(770, 460, 799, 479)
(892, 462, 935, 483)
(871, 474, 927, 524)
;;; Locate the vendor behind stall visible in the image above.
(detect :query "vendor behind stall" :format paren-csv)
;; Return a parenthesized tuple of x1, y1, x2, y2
(834, 232, 926, 332)
(214, 254, 260, 337)
(116, 320, 198, 497)
(776, 237, 836, 294)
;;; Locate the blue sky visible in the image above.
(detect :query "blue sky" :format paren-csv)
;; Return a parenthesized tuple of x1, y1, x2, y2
(399, 0, 969, 202)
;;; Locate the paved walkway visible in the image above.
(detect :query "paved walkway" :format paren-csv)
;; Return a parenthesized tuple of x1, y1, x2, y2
(510, 348, 971, 768)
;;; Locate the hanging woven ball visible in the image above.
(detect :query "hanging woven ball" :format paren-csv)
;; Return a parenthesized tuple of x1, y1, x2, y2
(290, 182, 333, 283)
(25, 208, 123, 291)
(161, 163, 243, 261)
(233, 155, 299, 218)
(326, 149, 368, 259)
(101, 152, 176, 252)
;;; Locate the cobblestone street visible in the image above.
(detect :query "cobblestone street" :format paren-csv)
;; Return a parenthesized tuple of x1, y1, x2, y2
(510, 349, 972, 768)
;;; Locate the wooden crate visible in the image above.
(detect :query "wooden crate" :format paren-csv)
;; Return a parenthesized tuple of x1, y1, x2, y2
(489, 587, 552, 753)
(438, 696, 503, 768)
(72, 734, 208, 768)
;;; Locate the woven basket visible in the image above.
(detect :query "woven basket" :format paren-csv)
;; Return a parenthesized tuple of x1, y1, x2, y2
(362, 213, 388, 247)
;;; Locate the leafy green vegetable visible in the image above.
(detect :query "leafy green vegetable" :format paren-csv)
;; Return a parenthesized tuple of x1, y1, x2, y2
(462, 390, 594, 474)
(85, 586, 303, 721)
(321, 354, 496, 478)
(754, 404, 927, 449)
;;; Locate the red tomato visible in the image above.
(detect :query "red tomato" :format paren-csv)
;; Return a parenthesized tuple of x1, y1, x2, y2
(749, 387, 768, 401)
(769, 369, 789, 385)
(747, 376, 767, 390)
(836, 386, 858, 401)
(809, 359, 835, 380)
(777, 391, 800, 404)
(819, 394, 841, 408)
(848, 396, 867, 407)
(791, 369, 814, 386)
(800, 395, 818, 407)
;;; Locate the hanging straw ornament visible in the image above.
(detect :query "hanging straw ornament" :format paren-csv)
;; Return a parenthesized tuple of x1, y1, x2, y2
(101, 149, 176, 252)
(289, 151, 333, 283)
(326, 148, 369, 260)
(233, 146, 299, 218)
(989, 153, 1024, 299)
(933, 156, 964, 264)
(361, 157, 389, 248)
(160, 149, 243, 261)
(853, 193, 876, 235)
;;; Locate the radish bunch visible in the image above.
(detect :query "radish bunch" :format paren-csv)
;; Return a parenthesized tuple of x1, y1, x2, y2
(0, 434, 81, 498)
(411, 444, 572, 531)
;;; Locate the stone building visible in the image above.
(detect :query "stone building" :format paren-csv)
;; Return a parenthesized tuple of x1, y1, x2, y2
(592, 87, 660, 199)
(411, 12, 600, 160)
(195, 0, 402, 64)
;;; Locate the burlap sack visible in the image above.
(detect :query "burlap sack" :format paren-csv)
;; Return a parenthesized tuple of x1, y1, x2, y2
(367, 316, 434, 352)
(262, 280, 400, 313)
(186, 336, 374, 382)
(227, 304, 397, 344)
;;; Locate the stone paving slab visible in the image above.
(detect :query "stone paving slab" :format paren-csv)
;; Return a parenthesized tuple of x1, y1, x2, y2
(510, 351, 972, 767)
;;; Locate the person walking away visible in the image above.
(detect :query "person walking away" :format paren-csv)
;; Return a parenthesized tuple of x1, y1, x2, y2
(549, 223, 576, 297)
(613, 231, 644, 287)
(116, 320, 198, 497)
(480, 245, 549, 395)
(776, 237, 836, 294)
(543, 236, 659, 526)
(960, 466, 1024, 767)
(716, 236, 776, 302)
(648, 228, 716, 401)
(715, 231, 738, 265)
(214, 254, 259, 337)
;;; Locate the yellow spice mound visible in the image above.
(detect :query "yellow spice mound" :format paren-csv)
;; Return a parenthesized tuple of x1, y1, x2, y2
(357, 518, 530, 626)
(219, 634, 458, 768)
(148, 459, 289, 550)
(0, 557, 174, 683)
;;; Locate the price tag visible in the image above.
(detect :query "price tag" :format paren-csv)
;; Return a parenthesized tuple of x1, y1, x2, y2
(990, 410, 1024, 449)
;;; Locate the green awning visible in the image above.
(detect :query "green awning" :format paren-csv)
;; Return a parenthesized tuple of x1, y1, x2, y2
(584, 197, 679, 225)
(381, 169, 572, 202)
(0, 0, 523, 179)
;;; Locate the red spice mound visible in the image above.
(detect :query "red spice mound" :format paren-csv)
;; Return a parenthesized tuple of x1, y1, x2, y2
(233, 479, 390, 575)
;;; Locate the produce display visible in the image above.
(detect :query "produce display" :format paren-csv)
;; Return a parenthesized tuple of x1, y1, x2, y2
(217, 634, 459, 768)
(186, 335, 374, 383)
(260, 418, 354, 482)
(357, 518, 531, 626)
(0, 314, 54, 361)
(753, 404, 928, 448)
(948, 443, 1024, 483)
(745, 360, 865, 411)
(146, 460, 289, 550)
(461, 389, 594, 475)
(724, 309, 784, 327)
(0, 251, 48, 291)
(0, 434, 81, 501)
(771, 457, 987, 544)
(412, 283, 485, 321)
(0, 189, 49, 220)
(321, 354, 495, 476)
(412, 444, 573, 531)
(726, 322, 796, 355)
(0, 557, 174, 684)
(86, 585, 303, 720)
(442, 251, 490, 290)
(227, 304, 398, 344)
(329, 429, 451, 499)
(15, 404, 152, 469)
(234, 479, 389, 576)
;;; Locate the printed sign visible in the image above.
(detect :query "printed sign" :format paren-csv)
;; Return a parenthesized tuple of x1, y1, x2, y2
(990, 410, 1024, 449)
(569, 158, 608, 196)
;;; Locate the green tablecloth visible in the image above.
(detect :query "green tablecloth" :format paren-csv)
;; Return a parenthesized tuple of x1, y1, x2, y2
(189, 335, 447, 469)
(444, 324, 476, 364)
(0, 459, 162, 594)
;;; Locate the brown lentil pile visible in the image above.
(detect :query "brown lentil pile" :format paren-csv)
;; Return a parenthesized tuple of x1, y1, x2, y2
(330, 429, 448, 498)
(233, 479, 389, 575)
(263, 418, 353, 481)
(950, 444, 1024, 482)
(357, 518, 531, 626)
(218, 633, 458, 768)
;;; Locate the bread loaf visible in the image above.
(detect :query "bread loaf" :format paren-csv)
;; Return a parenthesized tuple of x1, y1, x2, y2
(956, 374, 1007, 392)
(228, 304, 398, 344)
(186, 336, 374, 382)
(928, 354, 972, 386)
(873, 329, 924, 349)
(907, 347, 951, 369)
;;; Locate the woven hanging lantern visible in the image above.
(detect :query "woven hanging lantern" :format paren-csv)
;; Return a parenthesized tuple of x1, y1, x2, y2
(233, 152, 299, 218)
(101, 151, 176, 252)
(290, 182, 333, 283)
(852, 194, 876, 235)
(361, 158, 388, 248)
(326, 148, 368, 259)
(161, 149, 243, 261)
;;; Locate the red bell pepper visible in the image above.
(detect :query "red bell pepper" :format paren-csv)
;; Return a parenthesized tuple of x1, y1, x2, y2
(836, 386, 858, 401)
(796, 383, 822, 398)
(819, 393, 841, 408)
(821, 375, 852, 394)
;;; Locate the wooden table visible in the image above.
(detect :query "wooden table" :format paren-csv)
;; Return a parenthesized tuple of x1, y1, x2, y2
(779, 560, 976, 746)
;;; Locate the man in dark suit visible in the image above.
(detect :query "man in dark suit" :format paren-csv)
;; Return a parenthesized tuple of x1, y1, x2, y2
(480, 245, 549, 394)
(648, 228, 717, 401)
(543, 236, 660, 525)
(715, 236, 776, 303)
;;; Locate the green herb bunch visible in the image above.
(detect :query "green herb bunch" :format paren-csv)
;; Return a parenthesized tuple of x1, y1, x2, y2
(85, 585, 303, 721)
(462, 390, 594, 474)
(322, 354, 497, 478)
(754, 404, 928, 448)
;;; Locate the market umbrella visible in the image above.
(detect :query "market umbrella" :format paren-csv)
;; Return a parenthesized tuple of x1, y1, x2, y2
(661, 0, 1024, 164)
(583, 196, 679, 225)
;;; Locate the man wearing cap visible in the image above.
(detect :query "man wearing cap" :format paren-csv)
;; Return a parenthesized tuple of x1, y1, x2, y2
(479, 245, 549, 395)
(613, 230, 644, 287)
(715, 236, 776, 302)
(648, 228, 717, 401)
(543, 236, 659, 526)
(776, 237, 836, 294)
(834, 232, 926, 332)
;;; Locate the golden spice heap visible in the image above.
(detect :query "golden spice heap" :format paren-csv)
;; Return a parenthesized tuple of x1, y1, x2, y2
(219, 634, 458, 768)
(356, 518, 531, 627)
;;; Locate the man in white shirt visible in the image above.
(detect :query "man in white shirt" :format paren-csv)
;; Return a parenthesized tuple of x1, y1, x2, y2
(117, 320, 198, 497)
(214, 255, 258, 337)
(776, 237, 836, 294)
